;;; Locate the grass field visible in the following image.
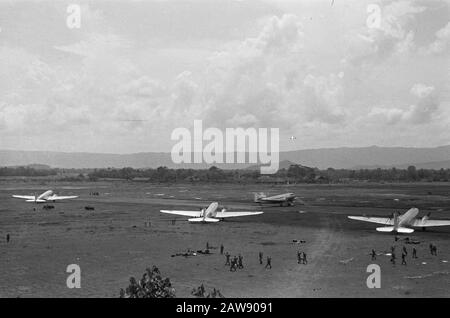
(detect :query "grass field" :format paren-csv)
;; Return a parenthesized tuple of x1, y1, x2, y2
(1, 181, 450, 297)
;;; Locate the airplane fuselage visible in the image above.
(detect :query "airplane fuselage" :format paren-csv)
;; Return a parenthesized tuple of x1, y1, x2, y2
(396, 208, 419, 228)
(202, 202, 219, 218)
(189, 202, 220, 223)
(255, 193, 296, 206)
(24, 190, 55, 203)
(37, 190, 54, 201)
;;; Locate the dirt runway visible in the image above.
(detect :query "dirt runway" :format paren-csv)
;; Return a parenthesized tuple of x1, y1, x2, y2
(1, 181, 449, 297)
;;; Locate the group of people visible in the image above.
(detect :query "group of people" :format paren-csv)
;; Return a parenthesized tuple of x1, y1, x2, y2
(224, 253, 244, 271)
(390, 245, 415, 265)
(371, 242, 438, 266)
(191, 284, 224, 298)
(258, 252, 272, 269)
(222, 250, 273, 271)
(297, 251, 308, 265)
(171, 249, 197, 258)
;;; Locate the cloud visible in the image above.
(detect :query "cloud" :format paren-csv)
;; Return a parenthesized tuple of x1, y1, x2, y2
(0, 1, 448, 152)
(54, 33, 130, 58)
(368, 83, 439, 125)
(188, 14, 347, 133)
(348, 0, 426, 65)
(410, 83, 435, 98)
(421, 22, 450, 55)
(301, 73, 346, 124)
(378, 0, 426, 39)
(251, 14, 304, 54)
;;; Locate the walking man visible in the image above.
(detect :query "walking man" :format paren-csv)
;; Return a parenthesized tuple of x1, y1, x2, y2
(302, 252, 307, 265)
(259, 251, 263, 265)
(238, 254, 244, 269)
(230, 258, 237, 272)
(401, 253, 407, 265)
(220, 244, 224, 255)
(265, 257, 272, 269)
(371, 249, 376, 261)
(412, 247, 417, 259)
(225, 252, 230, 266)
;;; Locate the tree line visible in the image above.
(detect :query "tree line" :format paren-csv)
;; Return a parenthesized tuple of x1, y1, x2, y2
(0, 166, 58, 177)
(87, 165, 450, 183)
(2, 165, 450, 183)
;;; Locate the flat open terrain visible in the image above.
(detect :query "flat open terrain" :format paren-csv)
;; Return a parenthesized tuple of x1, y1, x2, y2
(1, 180, 450, 297)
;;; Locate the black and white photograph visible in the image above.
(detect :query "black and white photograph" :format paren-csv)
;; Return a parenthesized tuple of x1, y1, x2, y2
(0, 0, 449, 302)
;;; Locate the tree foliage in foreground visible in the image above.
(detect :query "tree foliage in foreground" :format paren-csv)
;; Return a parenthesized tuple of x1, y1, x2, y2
(119, 266, 175, 298)
(191, 284, 225, 298)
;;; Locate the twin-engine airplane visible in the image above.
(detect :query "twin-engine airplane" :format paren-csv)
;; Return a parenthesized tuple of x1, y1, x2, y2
(12, 190, 78, 203)
(160, 202, 263, 223)
(348, 208, 450, 233)
(254, 192, 296, 206)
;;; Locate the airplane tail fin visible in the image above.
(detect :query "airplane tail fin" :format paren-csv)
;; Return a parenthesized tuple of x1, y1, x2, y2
(254, 192, 266, 202)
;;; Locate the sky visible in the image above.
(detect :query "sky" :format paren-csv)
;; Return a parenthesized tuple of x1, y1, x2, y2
(0, 0, 449, 153)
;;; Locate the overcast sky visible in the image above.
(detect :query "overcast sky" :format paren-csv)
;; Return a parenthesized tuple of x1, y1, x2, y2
(0, 0, 449, 153)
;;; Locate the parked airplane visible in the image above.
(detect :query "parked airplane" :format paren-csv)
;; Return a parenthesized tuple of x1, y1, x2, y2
(160, 202, 263, 223)
(254, 192, 296, 206)
(348, 208, 450, 233)
(12, 190, 78, 203)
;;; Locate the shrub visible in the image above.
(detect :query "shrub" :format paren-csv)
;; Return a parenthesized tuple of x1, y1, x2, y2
(120, 265, 175, 298)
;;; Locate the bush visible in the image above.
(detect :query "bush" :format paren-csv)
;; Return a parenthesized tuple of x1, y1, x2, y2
(191, 284, 225, 298)
(120, 265, 175, 298)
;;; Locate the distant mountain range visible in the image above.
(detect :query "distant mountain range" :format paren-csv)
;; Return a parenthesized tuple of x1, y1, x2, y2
(354, 160, 450, 170)
(246, 160, 313, 171)
(1, 145, 450, 170)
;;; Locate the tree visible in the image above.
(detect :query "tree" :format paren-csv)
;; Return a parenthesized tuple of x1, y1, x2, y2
(120, 266, 175, 298)
(407, 165, 418, 181)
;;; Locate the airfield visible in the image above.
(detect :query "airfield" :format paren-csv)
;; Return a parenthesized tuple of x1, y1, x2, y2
(1, 180, 450, 297)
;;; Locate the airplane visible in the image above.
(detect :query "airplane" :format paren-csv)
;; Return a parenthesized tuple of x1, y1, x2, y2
(160, 202, 263, 223)
(12, 190, 78, 203)
(348, 208, 450, 233)
(254, 192, 296, 206)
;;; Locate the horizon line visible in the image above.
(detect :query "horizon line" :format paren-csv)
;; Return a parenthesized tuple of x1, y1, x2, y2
(1, 144, 450, 155)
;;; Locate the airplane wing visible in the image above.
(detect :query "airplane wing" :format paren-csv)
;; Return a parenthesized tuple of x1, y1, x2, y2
(160, 210, 202, 217)
(348, 216, 393, 225)
(262, 196, 287, 202)
(215, 211, 263, 218)
(12, 195, 35, 200)
(262, 198, 284, 202)
(412, 219, 450, 227)
(47, 195, 78, 200)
